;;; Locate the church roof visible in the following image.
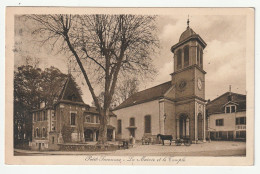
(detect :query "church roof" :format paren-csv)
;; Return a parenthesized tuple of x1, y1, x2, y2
(114, 81, 172, 110)
(179, 27, 196, 42)
(207, 92, 246, 115)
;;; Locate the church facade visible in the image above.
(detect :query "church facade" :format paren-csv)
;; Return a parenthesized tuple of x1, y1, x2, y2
(114, 22, 207, 143)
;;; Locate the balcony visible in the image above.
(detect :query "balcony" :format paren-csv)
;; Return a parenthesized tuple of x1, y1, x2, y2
(236, 125, 246, 130)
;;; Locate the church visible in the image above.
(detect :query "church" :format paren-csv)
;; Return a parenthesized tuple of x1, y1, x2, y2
(113, 20, 207, 143)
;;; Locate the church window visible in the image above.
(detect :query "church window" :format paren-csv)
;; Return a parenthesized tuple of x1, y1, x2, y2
(200, 49, 203, 67)
(197, 46, 200, 65)
(216, 119, 224, 126)
(70, 113, 76, 126)
(144, 115, 151, 133)
(130, 117, 135, 126)
(52, 137, 55, 144)
(177, 49, 182, 70)
(117, 120, 122, 134)
(184, 46, 189, 67)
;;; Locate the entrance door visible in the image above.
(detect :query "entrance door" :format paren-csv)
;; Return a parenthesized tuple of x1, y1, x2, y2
(107, 129, 113, 141)
(84, 129, 93, 141)
(129, 129, 135, 137)
(179, 118, 186, 139)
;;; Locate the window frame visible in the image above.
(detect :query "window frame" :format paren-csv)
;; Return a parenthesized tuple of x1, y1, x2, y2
(216, 119, 224, 126)
(184, 46, 189, 67)
(42, 127, 46, 138)
(236, 117, 246, 125)
(144, 115, 152, 134)
(129, 117, 135, 126)
(225, 105, 236, 113)
(70, 112, 76, 126)
(117, 119, 122, 134)
(176, 49, 182, 70)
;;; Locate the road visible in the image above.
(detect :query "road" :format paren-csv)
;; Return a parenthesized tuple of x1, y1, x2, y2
(14, 141, 246, 156)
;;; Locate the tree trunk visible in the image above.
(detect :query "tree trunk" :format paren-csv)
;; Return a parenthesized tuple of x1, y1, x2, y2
(98, 108, 109, 147)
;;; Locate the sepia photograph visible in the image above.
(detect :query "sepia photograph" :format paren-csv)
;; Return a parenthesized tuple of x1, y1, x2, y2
(5, 7, 254, 165)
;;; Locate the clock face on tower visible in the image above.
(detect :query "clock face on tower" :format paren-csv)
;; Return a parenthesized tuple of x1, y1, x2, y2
(197, 78, 202, 90)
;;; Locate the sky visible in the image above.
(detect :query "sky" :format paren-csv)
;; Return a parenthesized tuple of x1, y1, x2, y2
(14, 14, 247, 105)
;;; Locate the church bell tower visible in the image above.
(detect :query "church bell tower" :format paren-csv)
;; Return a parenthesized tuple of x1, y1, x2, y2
(171, 18, 207, 143)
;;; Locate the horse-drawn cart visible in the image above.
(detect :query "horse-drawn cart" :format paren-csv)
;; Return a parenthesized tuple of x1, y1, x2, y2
(175, 136, 191, 146)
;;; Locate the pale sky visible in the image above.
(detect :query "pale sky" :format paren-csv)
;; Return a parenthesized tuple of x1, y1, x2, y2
(14, 14, 246, 105)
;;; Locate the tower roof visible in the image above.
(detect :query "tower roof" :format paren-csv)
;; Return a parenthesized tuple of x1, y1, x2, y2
(179, 27, 196, 42)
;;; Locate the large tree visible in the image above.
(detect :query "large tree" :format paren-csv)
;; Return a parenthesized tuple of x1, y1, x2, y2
(93, 77, 139, 109)
(26, 14, 158, 145)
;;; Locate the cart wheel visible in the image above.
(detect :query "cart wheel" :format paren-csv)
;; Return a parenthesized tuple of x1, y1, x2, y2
(184, 141, 191, 146)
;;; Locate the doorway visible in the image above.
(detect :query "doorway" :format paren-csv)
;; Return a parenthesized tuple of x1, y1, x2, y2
(179, 114, 189, 139)
(129, 128, 135, 138)
(84, 129, 93, 141)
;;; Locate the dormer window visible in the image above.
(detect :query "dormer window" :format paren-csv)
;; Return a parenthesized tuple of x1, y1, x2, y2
(68, 94, 77, 101)
(225, 105, 236, 113)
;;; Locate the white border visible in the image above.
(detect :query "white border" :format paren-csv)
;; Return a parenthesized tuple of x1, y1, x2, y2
(0, 0, 259, 174)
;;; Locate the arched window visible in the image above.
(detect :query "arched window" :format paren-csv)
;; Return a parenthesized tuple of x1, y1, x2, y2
(200, 49, 203, 67)
(197, 46, 200, 65)
(130, 117, 135, 126)
(184, 46, 189, 67)
(117, 120, 122, 134)
(144, 115, 151, 133)
(177, 49, 182, 70)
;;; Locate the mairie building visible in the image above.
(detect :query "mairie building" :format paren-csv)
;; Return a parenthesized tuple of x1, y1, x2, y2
(30, 76, 117, 151)
(113, 21, 207, 143)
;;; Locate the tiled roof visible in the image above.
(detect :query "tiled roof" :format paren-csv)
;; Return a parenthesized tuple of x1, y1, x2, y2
(207, 92, 246, 115)
(114, 81, 172, 110)
(58, 75, 84, 103)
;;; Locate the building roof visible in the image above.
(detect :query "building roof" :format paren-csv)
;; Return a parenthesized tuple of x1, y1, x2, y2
(171, 26, 207, 53)
(179, 27, 196, 42)
(114, 81, 172, 110)
(58, 75, 84, 103)
(207, 92, 246, 115)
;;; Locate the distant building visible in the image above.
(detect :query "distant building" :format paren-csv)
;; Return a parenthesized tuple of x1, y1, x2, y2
(113, 20, 208, 143)
(207, 92, 246, 141)
(30, 76, 117, 151)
